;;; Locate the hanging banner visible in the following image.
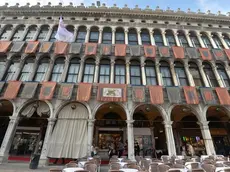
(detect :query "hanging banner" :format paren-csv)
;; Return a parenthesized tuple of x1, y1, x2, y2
(199, 48, 212, 61)
(69, 43, 82, 54)
(212, 49, 226, 61)
(39, 82, 56, 100)
(224, 49, 230, 61)
(85, 43, 97, 55)
(0, 41, 11, 53)
(172, 46, 185, 59)
(10, 41, 25, 52)
(24, 41, 39, 54)
(200, 88, 217, 105)
(76, 83, 92, 102)
(215, 87, 230, 105)
(20, 82, 38, 99)
(97, 84, 127, 102)
(166, 87, 181, 104)
(54, 42, 68, 54)
(143, 45, 156, 58)
(100, 44, 112, 56)
(149, 86, 164, 104)
(3, 81, 22, 99)
(58, 83, 74, 100)
(183, 86, 199, 104)
(158, 46, 170, 58)
(39, 42, 53, 53)
(132, 86, 145, 102)
(186, 47, 199, 59)
(115, 44, 126, 57)
(129, 45, 141, 57)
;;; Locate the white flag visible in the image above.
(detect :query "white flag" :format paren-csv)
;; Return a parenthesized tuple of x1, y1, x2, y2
(55, 17, 74, 42)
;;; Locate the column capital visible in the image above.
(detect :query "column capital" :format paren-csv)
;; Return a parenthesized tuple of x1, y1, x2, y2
(197, 121, 209, 129)
(126, 120, 135, 124)
(163, 121, 173, 127)
(9, 116, 19, 121)
(99, 28, 103, 33)
(124, 29, 129, 33)
(141, 62, 146, 67)
(110, 59, 115, 65)
(88, 119, 95, 123)
(95, 60, 100, 66)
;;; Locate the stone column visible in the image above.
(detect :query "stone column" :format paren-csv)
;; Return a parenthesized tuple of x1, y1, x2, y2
(126, 120, 135, 161)
(140, 57, 146, 85)
(169, 60, 179, 86)
(126, 60, 130, 84)
(60, 57, 70, 82)
(98, 28, 103, 44)
(197, 121, 216, 155)
(207, 32, 218, 49)
(150, 126, 157, 158)
(0, 59, 11, 81)
(161, 30, 168, 46)
(163, 121, 176, 157)
(85, 27, 90, 43)
(77, 59, 85, 83)
(0, 24, 6, 38)
(224, 62, 230, 81)
(210, 62, 224, 87)
(197, 60, 210, 87)
(44, 25, 54, 41)
(7, 26, 17, 41)
(94, 59, 100, 83)
(173, 30, 181, 46)
(112, 29, 116, 44)
(44, 58, 55, 81)
(87, 119, 95, 157)
(20, 25, 29, 41)
(184, 30, 193, 47)
(137, 28, 142, 45)
(220, 33, 230, 49)
(28, 58, 39, 81)
(149, 29, 155, 45)
(155, 59, 162, 85)
(0, 116, 19, 163)
(39, 118, 56, 166)
(110, 59, 115, 84)
(32, 25, 41, 41)
(125, 28, 129, 45)
(73, 26, 78, 42)
(184, 60, 195, 86)
(195, 31, 206, 48)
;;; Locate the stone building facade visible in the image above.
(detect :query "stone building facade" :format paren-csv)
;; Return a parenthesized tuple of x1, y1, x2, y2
(0, 2, 230, 166)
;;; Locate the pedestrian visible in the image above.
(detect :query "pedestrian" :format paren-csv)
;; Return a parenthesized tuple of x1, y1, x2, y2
(186, 143, 195, 156)
(118, 141, 124, 158)
(134, 142, 140, 156)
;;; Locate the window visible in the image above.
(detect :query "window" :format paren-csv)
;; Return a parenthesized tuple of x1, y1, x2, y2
(115, 28, 125, 44)
(141, 29, 151, 45)
(76, 26, 86, 43)
(128, 29, 138, 45)
(49, 26, 58, 42)
(66, 25, 74, 35)
(24, 26, 37, 41)
(153, 30, 164, 46)
(0, 56, 7, 80)
(178, 31, 189, 47)
(203, 63, 218, 87)
(11, 25, 25, 41)
(89, 27, 99, 43)
(217, 64, 230, 87)
(4, 57, 20, 81)
(102, 27, 112, 44)
(66, 58, 80, 83)
(19, 58, 34, 81)
(212, 34, 224, 49)
(166, 30, 176, 46)
(0, 25, 13, 40)
(115, 60, 126, 84)
(174, 62, 188, 86)
(83, 59, 95, 83)
(160, 61, 173, 86)
(223, 34, 230, 47)
(99, 59, 110, 83)
(189, 32, 201, 48)
(51, 58, 65, 82)
(145, 61, 157, 85)
(201, 33, 212, 48)
(34, 58, 49, 82)
(130, 61, 141, 85)
(37, 25, 49, 41)
(189, 62, 203, 87)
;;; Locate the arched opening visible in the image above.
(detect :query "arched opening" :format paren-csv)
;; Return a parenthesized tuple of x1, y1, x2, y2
(165, 30, 176, 46)
(201, 32, 212, 48)
(206, 106, 230, 156)
(216, 63, 230, 87)
(11, 25, 25, 41)
(33, 57, 50, 82)
(24, 25, 37, 41)
(36, 25, 49, 41)
(102, 27, 112, 44)
(114, 60, 126, 84)
(0, 25, 13, 40)
(99, 59, 110, 83)
(3, 55, 21, 81)
(153, 29, 164, 46)
(178, 30, 189, 47)
(174, 61, 188, 86)
(145, 60, 157, 85)
(18, 57, 35, 81)
(141, 29, 151, 45)
(76, 26, 86, 43)
(189, 62, 204, 87)
(49, 25, 58, 42)
(212, 33, 224, 49)
(130, 60, 141, 86)
(159, 61, 173, 86)
(223, 33, 230, 47)
(128, 28, 138, 45)
(89, 26, 99, 43)
(115, 28, 125, 44)
(133, 104, 166, 158)
(203, 62, 218, 87)
(50, 57, 65, 82)
(9, 101, 49, 161)
(82, 58, 95, 83)
(66, 57, 80, 83)
(171, 105, 206, 156)
(189, 31, 201, 48)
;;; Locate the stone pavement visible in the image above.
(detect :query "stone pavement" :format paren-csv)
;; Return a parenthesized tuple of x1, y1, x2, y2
(0, 162, 109, 172)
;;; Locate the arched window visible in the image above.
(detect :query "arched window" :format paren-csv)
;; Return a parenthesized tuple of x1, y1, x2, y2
(3, 56, 20, 81)
(160, 61, 173, 86)
(66, 58, 80, 83)
(115, 60, 126, 84)
(201, 32, 212, 48)
(153, 29, 164, 46)
(99, 59, 110, 83)
(130, 60, 141, 85)
(174, 61, 188, 86)
(203, 62, 218, 87)
(128, 28, 138, 45)
(102, 27, 112, 44)
(24, 26, 37, 41)
(178, 31, 189, 47)
(212, 33, 224, 49)
(145, 61, 157, 85)
(141, 29, 151, 45)
(37, 25, 49, 41)
(165, 30, 176, 46)
(34, 57, 50, 82)
(189, 31, 201, 47)
(50, 57, 65, 82)
(0, 55, 7, 80)
(189, 62, 203, 87)
(0, 25, 13, 40)
(49, 26, 58, 42)
(89, 27, 99, 43)
(66, 25, 74, 34)
(223, 34, 230, 47)
(76, 26, 86, 43)
(11, 25, 25, 41)
(83, 58, 95, 83)
(115, 28, 125, 44)
(19, 57, 34, 81)
(217, 64, 230, 87)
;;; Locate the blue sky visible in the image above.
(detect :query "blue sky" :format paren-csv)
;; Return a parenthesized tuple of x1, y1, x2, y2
(0, 0, 230, 14)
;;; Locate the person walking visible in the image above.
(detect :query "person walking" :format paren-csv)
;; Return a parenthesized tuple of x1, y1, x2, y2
(134, 142, 140, 156)
(118, 141, 124, 158)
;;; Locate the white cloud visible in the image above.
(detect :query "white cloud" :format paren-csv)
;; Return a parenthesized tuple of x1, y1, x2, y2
(196, 0, 230, 14)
